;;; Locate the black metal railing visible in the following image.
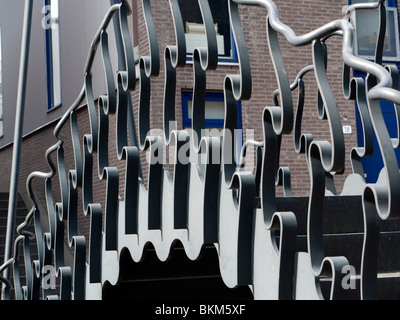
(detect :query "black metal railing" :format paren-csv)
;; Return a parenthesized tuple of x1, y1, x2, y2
(1, 0, 400, 300)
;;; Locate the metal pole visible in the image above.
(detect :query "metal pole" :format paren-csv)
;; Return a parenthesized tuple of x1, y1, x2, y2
(2, 0, 33, 299)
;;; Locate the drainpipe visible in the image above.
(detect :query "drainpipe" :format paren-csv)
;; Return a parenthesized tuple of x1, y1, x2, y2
(2, 0, 33, 299)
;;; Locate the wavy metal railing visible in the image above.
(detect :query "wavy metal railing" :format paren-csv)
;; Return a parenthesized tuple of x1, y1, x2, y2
(1, 0, 400, 300)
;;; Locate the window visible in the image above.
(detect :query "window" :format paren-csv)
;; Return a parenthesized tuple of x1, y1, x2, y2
(178, 0, 237, 63)
(44, 0, 62, 110)
(182, 91, 243, 161)
(182, 91, 242, 130)
(350, 0, 400, 61)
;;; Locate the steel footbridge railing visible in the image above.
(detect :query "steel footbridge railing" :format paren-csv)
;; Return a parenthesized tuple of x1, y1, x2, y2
(1, 0, 400, 300)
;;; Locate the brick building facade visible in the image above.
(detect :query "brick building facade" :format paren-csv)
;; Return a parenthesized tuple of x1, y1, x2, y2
(0, 0, 396, 255)
(129, 0, 357, 197)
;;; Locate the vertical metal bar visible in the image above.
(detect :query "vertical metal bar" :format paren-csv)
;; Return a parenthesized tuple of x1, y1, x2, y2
(2, 0, 33, 298)
(110, 0, 126, 69)
(110, 0, 142, 177)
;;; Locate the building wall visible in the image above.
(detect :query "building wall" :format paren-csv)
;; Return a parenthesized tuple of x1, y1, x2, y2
(0, 0, 118, 148)
(132, 0, 356, 197)
(0, 0, 121, 243)
(0, 0, 367, 239)
(241, 0, 354, 196)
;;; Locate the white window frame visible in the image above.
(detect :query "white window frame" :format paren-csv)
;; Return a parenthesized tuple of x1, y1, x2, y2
(350, 6, 400, 61)
(44, 0, 62, 111)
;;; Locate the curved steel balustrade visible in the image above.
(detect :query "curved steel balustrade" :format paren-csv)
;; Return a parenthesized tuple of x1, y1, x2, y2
(1, 0, 400, 300)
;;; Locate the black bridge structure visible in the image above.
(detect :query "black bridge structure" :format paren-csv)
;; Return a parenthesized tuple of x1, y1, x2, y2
(2, 0, 400, 300)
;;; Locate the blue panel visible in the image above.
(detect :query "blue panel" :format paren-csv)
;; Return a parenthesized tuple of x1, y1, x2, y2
(356, 100, 400, 183)
(354, 58, 400, 182)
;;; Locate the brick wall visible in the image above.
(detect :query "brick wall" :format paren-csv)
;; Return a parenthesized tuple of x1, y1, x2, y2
(132, 0, 356, 196)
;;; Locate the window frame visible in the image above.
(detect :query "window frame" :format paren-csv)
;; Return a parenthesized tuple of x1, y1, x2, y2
(182, 90, 243, 162)
(177, 0, 238, 64)
(181, 91, 242, 129)
(349, 0, 400, 62)
(44, 0, 62, 112)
